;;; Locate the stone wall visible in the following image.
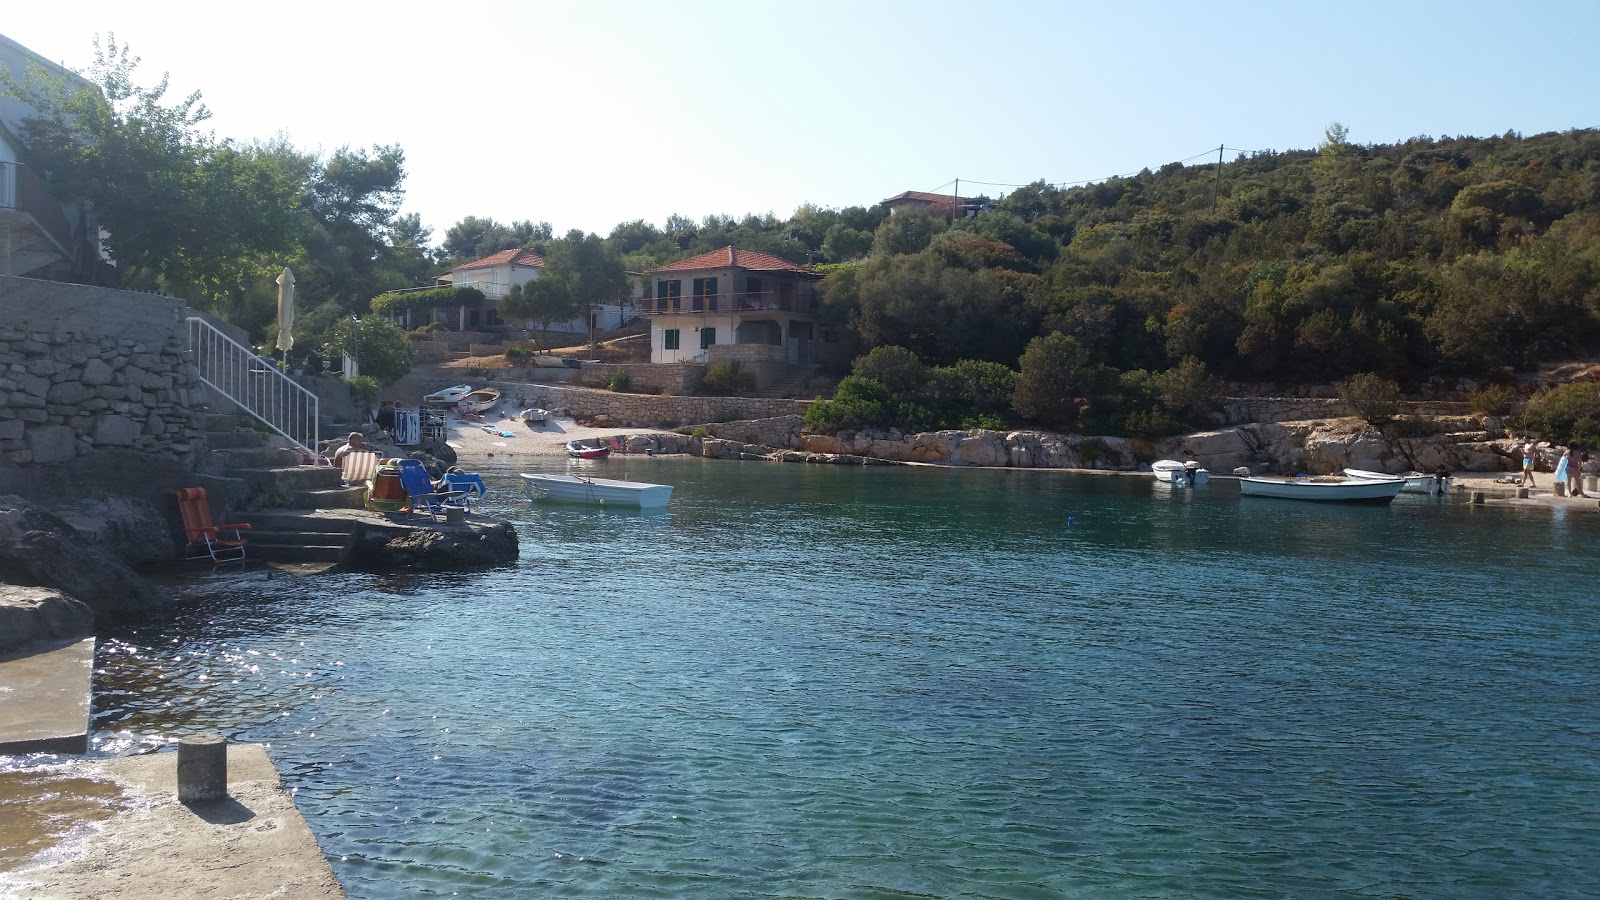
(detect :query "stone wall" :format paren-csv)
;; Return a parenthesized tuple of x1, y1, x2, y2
(0, 277, 204, 469)
(1219, 396, 1474, 425)
(481, 379, 808, 427)
(578, 362, 705, 396)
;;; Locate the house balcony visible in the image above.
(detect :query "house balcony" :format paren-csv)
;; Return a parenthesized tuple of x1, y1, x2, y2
(641, 291, 814, 316)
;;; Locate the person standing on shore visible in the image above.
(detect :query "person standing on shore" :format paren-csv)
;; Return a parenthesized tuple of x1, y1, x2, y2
(1555, 446, 1572, 496)
(1575, 451, 1591, 498)
(1521, 436, 1539, 488)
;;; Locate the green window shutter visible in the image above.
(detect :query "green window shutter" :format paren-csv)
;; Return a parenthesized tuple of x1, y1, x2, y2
(664, 329, 679, 350)
(700, 327, 716, 348)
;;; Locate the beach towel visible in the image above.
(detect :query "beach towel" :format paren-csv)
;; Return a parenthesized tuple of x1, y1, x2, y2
(1556, 456, 1570, 483)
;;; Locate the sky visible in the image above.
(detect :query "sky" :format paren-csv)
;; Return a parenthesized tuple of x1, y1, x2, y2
(4, 1, 1598, 246)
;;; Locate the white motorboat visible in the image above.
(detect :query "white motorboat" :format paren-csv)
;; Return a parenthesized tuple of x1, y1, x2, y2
(456, 388, 501, 415)
(1151, 459, 1210, 486)
(1239, 476, 1405, 505)
(521, 473, 672, 508)
(1344, 468, 1451, 495)
(422, 384, 473, 404)
(519, 408, 549, 425)
(532, 354, 569, 368)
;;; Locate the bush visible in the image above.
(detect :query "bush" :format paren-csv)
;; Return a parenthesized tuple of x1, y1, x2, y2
(1468, 384, 1517, 416)
(1336, 372, 1402, 425)
(804, 375, 896, 432)
(608, 372, 632, 392)
(344, 374, 381, 408)
(504, 343, 534, 365)
(1517, 382, 1600, 445)
(852, 346, 928, 395)
(700, 360, 754, 396)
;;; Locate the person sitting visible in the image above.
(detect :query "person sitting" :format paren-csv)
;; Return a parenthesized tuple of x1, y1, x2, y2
(375, 401, 396, 439)
(332, 432, 364, 466)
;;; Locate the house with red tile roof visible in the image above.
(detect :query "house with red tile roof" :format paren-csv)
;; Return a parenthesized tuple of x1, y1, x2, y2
(644, 246, 821, 378)
(442, 247, 632, 334)
(879, 190, 993, 220)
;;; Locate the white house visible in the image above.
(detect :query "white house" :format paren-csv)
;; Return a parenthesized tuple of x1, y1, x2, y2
(446, 247, 631, 334)
(879, 190, 993, 220)
(644, 245, 820, 367)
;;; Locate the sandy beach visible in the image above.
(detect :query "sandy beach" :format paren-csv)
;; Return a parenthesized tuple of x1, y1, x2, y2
(438, 407, 666, 460)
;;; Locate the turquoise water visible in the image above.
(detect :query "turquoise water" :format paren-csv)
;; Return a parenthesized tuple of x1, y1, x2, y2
(83, 461, 1600, 897)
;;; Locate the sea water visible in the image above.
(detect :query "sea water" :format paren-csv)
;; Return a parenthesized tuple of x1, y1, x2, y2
(70, 461, 1600, 896)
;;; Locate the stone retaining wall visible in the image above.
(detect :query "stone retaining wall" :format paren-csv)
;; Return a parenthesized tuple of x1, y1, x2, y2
(0, 277, 204, 468)
(1220, 396, 1474, 425)
(578, 362, 705, 395)
(481, 379, 808, 427)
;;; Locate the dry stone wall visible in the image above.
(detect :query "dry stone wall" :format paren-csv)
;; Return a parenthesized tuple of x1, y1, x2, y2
(0, 277, 204, 467)
(480, 379, 808, 427)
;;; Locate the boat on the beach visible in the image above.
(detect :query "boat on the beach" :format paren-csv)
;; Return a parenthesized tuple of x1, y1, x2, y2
(532, 354, 569, 368)
(422, 384, 473, 405)
(519, 408, 549, 425)
(456, 388, 500, 415)
(1344, 467, 1451, 495)
(566, 440, 611, 460)
(1151, 459, 1210, 486)
(521, 473, 672, 508)
(1239, 475, 1406, 505)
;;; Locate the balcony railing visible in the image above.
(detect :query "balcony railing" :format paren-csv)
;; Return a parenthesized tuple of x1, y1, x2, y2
(0, 162, 14, 209)
(640, 291, 814, 316)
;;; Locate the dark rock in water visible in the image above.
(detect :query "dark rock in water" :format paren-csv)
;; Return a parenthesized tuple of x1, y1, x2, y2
(0, 495, 171, 619)
(346, 517, 518, 572)
(0, 585, 94, 653)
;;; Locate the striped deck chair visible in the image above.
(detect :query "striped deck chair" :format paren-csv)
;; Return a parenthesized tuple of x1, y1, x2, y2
(340, 449, 379, 486)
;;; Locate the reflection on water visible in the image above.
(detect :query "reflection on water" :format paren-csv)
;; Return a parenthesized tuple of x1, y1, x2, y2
(0, 771, 123, 872)
(9, 461, 1600, 897)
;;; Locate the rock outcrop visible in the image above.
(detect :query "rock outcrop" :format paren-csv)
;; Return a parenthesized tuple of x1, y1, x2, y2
(0, 585, 93, 654)
(346, 517, 519, 572)
(0, 496, 173, 621)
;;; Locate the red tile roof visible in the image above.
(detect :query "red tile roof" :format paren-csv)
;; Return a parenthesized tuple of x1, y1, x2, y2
(880, 190, 961, 206)
(651, 246, 817, 275)
(453, 248, 545, 271)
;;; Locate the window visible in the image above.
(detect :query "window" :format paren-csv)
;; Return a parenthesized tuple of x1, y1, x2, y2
(692, 277, 718, 311)
(656, 279, 682, 311)
(469, 309, 481, 327)
(700, 327, 716, 348)
(664, 329, 680, 350)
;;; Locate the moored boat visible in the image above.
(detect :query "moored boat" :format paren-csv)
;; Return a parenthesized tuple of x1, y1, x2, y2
(566, 440, 611, 460)
(1239, 475, 1405, 505)
(456, 388, 500, 415)
(1151, 459, 1210, 485)
(519, 408, 549, 425)
(422, 384, 473, 404)
(521, 473, 672, 508)
(1344, 467, 1451, 495)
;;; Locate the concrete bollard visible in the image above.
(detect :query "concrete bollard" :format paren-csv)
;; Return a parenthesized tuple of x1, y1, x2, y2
(177, 734, 228, 802)
(1472, 491, 1485, 504)
(1517, 488, 1530, 499)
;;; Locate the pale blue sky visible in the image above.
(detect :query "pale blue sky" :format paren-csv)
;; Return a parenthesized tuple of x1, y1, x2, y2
(5, 1, 1597, 244)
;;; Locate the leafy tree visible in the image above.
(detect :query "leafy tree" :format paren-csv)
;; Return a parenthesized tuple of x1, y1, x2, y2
(1518, 382, 1600, 445)
(822, 224, 872, 262)
(500, 278, 580, 342)
(852, 346, 928, 395)
(1336, 372, 1403, 425)
(1012, 333, 1093, 430)
(324, 316, 415, 386)
(930, 359, 1018, 419)
(872, 208, 939, 256)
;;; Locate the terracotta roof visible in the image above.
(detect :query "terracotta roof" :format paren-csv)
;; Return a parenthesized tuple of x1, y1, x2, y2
(880, 190, 962, 206)
(650, 246, 816, 275)
(452, 248, 545, 271)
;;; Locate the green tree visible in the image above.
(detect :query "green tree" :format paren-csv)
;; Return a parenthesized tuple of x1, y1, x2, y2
(544, 230, 630, 342)
(325, 316, 415, 386)
(852, 345, 928, 395)
(1012, 333, 1093, 430)
(1518, 382, 1600, 445)
(822, 223, 872, 262)
(1335, 372, 1403, 425)
(872, 208, 938, 256)
(500, 278, 581, 343)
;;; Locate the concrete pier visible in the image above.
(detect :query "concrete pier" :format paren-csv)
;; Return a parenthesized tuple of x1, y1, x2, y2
(0, 743, 345, 898)
(0, 637, 94, 755)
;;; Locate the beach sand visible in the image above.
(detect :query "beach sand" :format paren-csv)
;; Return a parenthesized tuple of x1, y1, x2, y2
(435, 408, 669, 460)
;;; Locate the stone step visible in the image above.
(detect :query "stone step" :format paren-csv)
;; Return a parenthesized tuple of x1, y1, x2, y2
(234, 466, 345, 494)
(202, 413, 245, 432)
(247, 541, 348, 564)
(237, 511, 360, 534)
(203, 430, 269, 450)
(212, 446, 302, 469)
(283, 486, 368, 510)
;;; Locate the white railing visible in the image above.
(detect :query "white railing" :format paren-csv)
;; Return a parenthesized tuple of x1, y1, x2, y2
(186, 317, 319, 459)
(0, 162, 15, 209)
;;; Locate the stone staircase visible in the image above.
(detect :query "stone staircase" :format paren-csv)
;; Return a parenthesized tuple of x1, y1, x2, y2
(200, 412, 366, 564)
(762, 365, 820, 399)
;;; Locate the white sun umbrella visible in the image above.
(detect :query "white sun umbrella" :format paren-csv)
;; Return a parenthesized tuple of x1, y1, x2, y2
(274, 267, 296, 355)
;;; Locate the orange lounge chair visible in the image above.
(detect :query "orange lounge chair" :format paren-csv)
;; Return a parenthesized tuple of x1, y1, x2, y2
(175, 487, 251, 567)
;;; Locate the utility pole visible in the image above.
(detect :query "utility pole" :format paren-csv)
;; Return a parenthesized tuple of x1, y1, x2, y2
(1211, 145, 1224, 213)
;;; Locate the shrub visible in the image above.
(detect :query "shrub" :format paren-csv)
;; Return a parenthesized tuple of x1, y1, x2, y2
(1467, 384, 1517, 416)
(504, 343, 534, 365)
(1336, 372, 1402, 425)
(804, 375, 896, 432)
(608, 372, 632, 392)
(344, 374, 381, 408)
(701, 360, 754, 396)
(689, 425, 711, 439)
(852, 346, 929, 396)
(1517, 382, 1600, 445)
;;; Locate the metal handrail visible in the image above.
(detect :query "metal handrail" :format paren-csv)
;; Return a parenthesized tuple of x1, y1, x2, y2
(186, 317, 320, 459)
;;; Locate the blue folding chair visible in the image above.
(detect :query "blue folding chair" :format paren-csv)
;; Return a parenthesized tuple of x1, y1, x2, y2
(441, 472, 488, 511)
(395, 460, 469, 521)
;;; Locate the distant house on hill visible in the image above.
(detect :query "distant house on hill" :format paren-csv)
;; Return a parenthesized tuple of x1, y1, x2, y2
(644, 245, 821, 376)
(0, 32, 108, 282)
(879, 190, 993, 220)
